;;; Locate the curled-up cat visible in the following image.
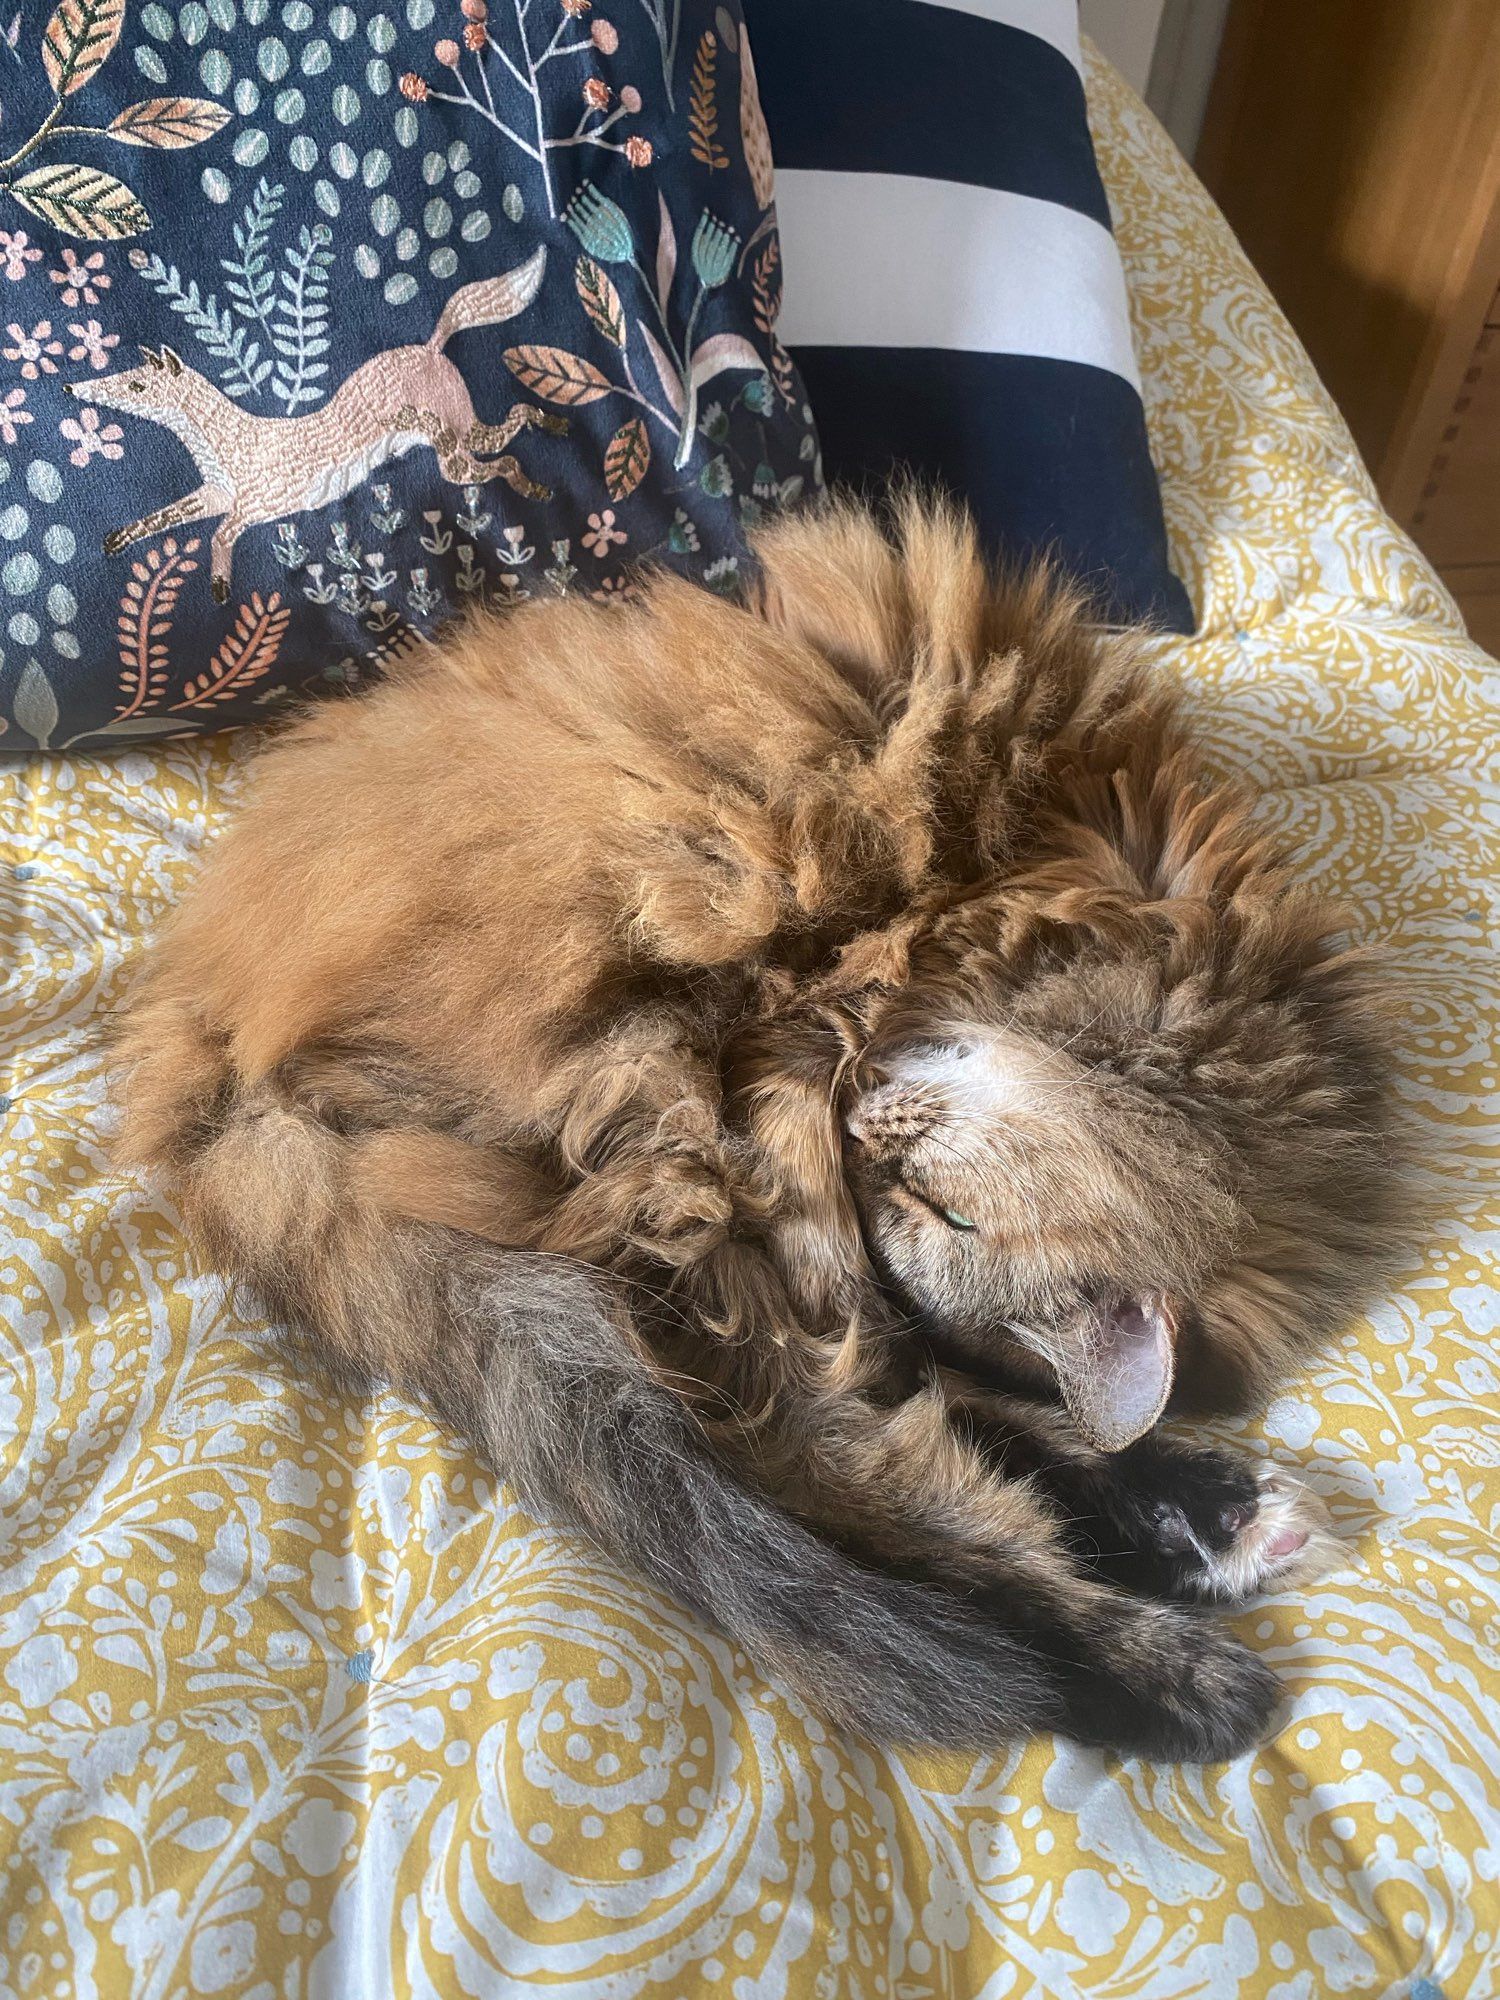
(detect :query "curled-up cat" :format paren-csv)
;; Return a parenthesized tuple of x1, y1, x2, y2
(115, 497, 1407, 1762)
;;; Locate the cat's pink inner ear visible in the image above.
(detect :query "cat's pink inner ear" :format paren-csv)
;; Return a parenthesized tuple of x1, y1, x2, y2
(1057, 1294, 1177, 1452)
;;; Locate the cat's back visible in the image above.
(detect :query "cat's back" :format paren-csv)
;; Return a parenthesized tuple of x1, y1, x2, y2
(146, 571, 868, 1083)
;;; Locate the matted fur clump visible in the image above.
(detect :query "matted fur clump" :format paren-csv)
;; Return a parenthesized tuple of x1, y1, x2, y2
(116, 498, 1405, 1761)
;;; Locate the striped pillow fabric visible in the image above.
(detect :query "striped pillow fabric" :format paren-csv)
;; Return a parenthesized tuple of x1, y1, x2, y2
(746, 0, 1193, 630)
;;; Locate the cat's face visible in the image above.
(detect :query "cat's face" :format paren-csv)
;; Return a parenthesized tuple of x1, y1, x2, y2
(843, 1027, 1225, 1446)
(837, 926, 1400, 1447)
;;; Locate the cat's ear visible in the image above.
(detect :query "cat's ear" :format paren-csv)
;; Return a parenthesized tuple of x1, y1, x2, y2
(1054, 1293, 1176, 1452)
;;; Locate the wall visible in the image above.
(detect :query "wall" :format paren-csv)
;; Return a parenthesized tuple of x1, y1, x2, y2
(1078, 0, 1166, 97)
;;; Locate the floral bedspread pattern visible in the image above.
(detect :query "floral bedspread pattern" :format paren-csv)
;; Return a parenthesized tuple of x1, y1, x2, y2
(1, 47, 1496, 2000)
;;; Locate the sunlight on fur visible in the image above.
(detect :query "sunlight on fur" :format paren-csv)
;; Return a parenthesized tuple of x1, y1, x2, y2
(114, 496, 1410, 1762)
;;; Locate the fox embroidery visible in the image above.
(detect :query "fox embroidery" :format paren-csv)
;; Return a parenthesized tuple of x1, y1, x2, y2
(68, 245, 566, 602)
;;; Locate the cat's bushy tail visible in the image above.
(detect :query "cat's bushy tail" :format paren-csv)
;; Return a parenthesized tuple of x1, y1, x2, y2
(115, 1002, 1064, 1748)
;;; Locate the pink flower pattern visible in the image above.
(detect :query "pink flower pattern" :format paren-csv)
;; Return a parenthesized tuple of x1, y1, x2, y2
(0, 232, 42, 283)
(0, 386, 32, 447)
(50, 249, 110, 310)
(4, 321, 64, 379)
(67, 320, 120, 371)
(59, 404, 125, 468)
(582, 507, 627, 555)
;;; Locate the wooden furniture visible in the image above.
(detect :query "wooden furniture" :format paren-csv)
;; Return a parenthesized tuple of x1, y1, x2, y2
(1197, 1, 1500, 651)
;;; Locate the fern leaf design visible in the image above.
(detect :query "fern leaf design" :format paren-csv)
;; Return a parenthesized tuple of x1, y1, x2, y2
(222, 177, 284, 337)
(271, 222, 334, 411)
(171, 591, 291, 709)
(751, 238, 798, 406)
(751, 237, 781, 336)
(114, 536, 200, 721)
(689, 31, 728, 171)
(127, 249, 268, 397)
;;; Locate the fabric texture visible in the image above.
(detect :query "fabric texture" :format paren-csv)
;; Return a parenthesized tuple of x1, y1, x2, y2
(1, 43, 1497, 2000)
(749, 0, 1194, 632)
(0, 0, 817, 749)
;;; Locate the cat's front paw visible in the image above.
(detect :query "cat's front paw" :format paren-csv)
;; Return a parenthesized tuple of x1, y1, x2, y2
(1156, 1463, 1346, 1603)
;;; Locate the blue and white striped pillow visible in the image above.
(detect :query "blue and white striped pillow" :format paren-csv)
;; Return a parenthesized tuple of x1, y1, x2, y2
(747, 0, 1192, 630)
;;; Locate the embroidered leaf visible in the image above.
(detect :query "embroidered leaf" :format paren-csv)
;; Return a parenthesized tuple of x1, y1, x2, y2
(41, 0, 123, 97)
(655, 192, 677, 310)
(222, 177, 284, 333)
(13, 661, 59, 749)
(769, 335, 797, 407)
(575, 255, 625, 348)
(271, 222, 334, 410)
(689, 30, 729, 171)
(108, 96, 231, 147)
(751, 237, 781, 336)
(115, 536, 200, 721)
(604, 417, 650, 503)
(502, 345, 613, 407)
(172, 591, 291, 708)
(128, 249, 267, 394)
(11, 161, 149, 239)
(638, 321, 684, 418)
(689, 331, 764, 390)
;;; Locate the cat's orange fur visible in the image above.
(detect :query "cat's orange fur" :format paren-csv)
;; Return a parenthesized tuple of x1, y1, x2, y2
(115, 498, 1405, 1757)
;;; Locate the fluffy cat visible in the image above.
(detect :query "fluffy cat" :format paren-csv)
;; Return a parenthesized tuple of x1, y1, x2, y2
(115, 498, 1404, 1761)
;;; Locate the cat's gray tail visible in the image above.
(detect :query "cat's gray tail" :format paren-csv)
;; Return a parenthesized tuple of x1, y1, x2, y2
(443, 1246, 1060, 1748)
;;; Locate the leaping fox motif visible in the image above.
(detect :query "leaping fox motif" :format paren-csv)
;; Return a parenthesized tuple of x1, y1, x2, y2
(68, 245, 566, 602)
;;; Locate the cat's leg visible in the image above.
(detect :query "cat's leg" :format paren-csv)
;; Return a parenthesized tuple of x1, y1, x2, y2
(950, 1387, 1344, 1605)
(723, 1384, 1286, 1762)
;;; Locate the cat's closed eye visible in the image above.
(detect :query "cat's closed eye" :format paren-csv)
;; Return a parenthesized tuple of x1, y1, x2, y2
(892, 1179, 979, 1232)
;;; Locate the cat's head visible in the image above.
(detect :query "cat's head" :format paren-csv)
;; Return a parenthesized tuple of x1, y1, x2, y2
(834, 833, 1403, 1448)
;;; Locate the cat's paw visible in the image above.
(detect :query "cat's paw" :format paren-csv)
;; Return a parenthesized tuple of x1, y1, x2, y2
(1154, 1463, 1347, 1603)
(1057, 1619, 1284, 1763)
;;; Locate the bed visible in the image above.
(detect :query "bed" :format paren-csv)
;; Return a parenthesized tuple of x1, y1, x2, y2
(2, 47, 1496, 2000)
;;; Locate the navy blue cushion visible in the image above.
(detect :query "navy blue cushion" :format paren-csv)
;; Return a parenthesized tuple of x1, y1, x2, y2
(746, 0, 1192, 632)
(0, 0, 817, 748)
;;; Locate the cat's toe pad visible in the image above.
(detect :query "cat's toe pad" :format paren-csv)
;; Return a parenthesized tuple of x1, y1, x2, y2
(1195, 1467, 1347, 1603)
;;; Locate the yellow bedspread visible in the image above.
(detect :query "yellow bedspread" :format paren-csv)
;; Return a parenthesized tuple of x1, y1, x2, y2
(2, 51, 1497, 2000)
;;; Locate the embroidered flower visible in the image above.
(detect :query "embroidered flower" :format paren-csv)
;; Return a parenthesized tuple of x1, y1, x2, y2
(50, 248, 109, 309)
(463, 21, 487, 49)
(582, 508, 626, 556)
(591, 574, 637, 603)
(620, 84, 641, 112)
(399, 71, 430, 100)
(564, 182, 635, 263)
(691, 213, 739, 288)
(434, 37, 461, 65)
(0, 231, 41, 282)
(461, 0, 487, 14)
(0, 386, 32, 447)
(667, 510, 700, 554)
(590, 18, 618, 51)
(561, 0, 591, 14)
(4, 321, 64, 379)
(624, 135, 653, 167)
(59, 404, 124, 467)
(67, 319, 118, 371)
(583, 76, 610, 110)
